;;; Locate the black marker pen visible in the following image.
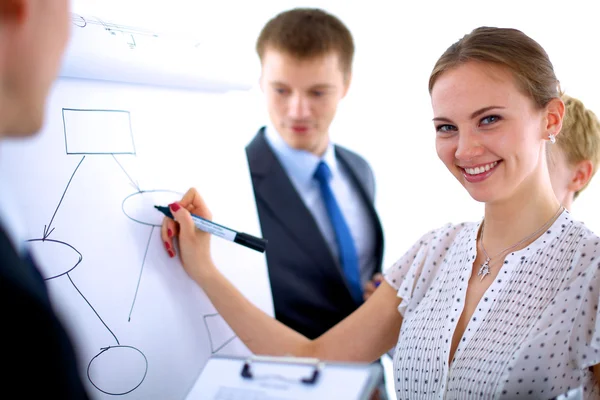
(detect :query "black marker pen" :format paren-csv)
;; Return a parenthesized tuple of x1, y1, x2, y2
(155, 205, 267, 253)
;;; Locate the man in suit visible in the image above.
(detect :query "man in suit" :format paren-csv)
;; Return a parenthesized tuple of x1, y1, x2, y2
(246, 7, 385, 347)
(548, 94, 600, 211)
(0, 0, 89, 397)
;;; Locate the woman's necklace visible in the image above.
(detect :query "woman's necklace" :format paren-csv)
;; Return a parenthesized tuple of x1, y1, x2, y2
(477, 205, 564, 280)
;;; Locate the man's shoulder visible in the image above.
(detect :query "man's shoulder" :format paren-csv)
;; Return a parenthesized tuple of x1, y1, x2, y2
(245, 127, 268, 155)
(334, 144, 370, 169)
(0, 226, 25, 284)
(245, 127, 277, 174)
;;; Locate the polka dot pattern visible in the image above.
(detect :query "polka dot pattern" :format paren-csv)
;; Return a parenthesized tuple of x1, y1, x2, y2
(384, 211, 600, 399)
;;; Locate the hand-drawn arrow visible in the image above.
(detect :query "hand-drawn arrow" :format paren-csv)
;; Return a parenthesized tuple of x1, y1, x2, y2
(112, 154, 141, 192)
(43, 156, 86, 240)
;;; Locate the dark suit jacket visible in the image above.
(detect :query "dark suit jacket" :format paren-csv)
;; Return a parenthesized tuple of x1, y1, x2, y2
(246, 128, 384, 339)
(0, 225, 88, 398)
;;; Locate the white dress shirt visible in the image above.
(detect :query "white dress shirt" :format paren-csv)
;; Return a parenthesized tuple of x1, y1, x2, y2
(264, 125, 377, 286)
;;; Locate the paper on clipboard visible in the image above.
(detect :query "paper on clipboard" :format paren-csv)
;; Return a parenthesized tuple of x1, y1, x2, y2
(185, 355, 382, 400)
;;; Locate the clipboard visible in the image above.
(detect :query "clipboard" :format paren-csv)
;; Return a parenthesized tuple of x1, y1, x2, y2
(185, 355, 383, 400)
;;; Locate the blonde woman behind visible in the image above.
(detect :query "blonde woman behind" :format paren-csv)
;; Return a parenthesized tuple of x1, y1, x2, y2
(549, 94, 600, 211)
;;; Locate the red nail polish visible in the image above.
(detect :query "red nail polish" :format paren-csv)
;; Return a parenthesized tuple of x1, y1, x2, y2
(169, 202, 181, 212)
(168, 250, 175, 258)
(167, 229, 173, 238)
(164, 242, 170, 250)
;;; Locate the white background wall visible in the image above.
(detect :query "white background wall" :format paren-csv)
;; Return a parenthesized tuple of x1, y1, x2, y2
(69, 1, 600, 397)
(75, 0, 600, 265)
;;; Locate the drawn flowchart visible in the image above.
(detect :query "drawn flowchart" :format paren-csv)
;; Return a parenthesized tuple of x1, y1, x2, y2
(61, 14, 252, 92)
(70, 13, 163, 51)
(28, 108, 237, 396)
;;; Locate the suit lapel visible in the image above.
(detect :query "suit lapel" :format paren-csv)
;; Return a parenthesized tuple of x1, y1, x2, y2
(246, 129, 340, 274)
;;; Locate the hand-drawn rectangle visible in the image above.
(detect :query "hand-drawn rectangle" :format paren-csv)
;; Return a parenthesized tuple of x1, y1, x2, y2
(63, 108, 136, 155)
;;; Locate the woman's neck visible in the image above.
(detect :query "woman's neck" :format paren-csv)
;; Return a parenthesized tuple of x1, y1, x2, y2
(481, 174, 562, 257)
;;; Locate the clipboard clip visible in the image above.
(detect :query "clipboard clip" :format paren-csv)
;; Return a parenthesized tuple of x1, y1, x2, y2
(240, 355, 323, 385)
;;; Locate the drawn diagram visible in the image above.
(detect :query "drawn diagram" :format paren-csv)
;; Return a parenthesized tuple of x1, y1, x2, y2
(71, 14, 161, 50)
(61, 13, 252, 93)
(203, 313, 237, 355)
(69, 13, 201, 52)
(29, 108, 238, 396)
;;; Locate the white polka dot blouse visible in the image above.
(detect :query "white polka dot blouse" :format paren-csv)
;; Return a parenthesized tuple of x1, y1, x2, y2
(384, 210, 599, 399)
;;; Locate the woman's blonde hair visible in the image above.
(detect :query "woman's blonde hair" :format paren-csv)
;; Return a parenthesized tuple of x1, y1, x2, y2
(554, 95, 600, 197)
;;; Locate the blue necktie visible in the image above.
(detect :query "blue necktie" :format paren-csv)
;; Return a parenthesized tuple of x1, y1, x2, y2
(313, 161, 362, 304)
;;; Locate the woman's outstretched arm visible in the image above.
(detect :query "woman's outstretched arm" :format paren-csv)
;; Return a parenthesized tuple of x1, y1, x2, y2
(161, 188, 402, 363)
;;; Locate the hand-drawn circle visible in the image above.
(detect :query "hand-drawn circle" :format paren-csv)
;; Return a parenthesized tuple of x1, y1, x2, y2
(72, 14, 87, 28)
(122, 190, 183, 227)
(87, 345, 148, 395)
(27, 239, 82, 280)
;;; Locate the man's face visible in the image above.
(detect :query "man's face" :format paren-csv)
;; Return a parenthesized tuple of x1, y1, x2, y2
(2, 0, 70, 136)
(260, 48, 350, 156)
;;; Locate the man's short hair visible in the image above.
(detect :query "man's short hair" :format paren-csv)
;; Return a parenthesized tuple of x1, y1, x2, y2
(256, 8, 354, 77)
(556, 94, 600, 197)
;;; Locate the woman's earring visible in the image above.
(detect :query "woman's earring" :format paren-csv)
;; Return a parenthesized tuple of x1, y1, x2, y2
(548, 134, 556, 144)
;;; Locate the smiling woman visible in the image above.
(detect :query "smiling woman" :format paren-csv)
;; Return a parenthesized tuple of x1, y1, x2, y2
(160, 26, 600, 400)
(432, 61, 563, 205)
